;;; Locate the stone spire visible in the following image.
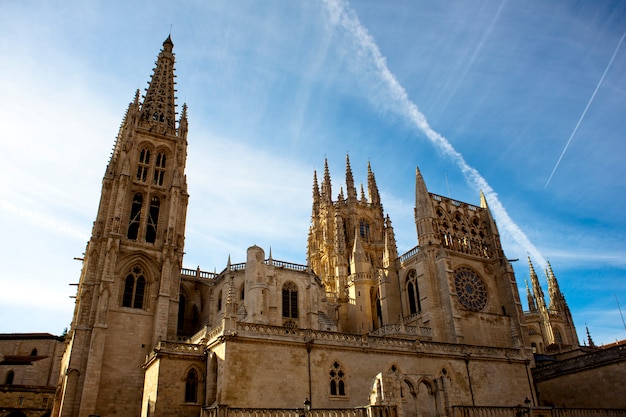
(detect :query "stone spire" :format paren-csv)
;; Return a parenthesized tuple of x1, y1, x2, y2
(140, 35, 178, 134)
(351, 226, 369, 273)
(528, 257, 547, 309)
(345, 154, 357, 201)
(367, 161, 381, 206)
(526, 279, 537, 313)
(321, 158, 332, 203)
(311, 170, 320, 218)
(383, 215, 398, 267)
(359, 184, 366, 202)
(546, 261, 567, 312)
(414, 166, 436, 245)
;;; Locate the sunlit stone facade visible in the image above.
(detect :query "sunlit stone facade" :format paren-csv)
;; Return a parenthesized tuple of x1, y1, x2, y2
(49, 37, 599, 417)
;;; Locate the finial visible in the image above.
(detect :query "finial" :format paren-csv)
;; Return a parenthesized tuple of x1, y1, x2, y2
(586, 326, 596, 348)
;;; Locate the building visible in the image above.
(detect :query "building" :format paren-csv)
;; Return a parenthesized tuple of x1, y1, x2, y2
(0, 333, 65, 417)
(50, 37, 623, 417)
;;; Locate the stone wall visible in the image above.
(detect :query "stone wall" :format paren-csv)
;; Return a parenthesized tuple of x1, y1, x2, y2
(533, 344, 626, 408)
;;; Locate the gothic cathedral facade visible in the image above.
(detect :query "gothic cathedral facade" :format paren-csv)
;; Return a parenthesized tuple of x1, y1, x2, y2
(53, 37, 579, 417)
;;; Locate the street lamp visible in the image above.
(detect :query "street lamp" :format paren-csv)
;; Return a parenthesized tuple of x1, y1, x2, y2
(304, 398, 311, 413)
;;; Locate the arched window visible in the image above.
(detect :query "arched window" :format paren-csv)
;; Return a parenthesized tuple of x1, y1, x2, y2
(329, 361, 346, 396)
(127, 193, 143, 240)
(122, 267, 146, 309)
(178, 293, 186, 331)
(217, 291, 222, 312)
(554, 328, 563, 345)
(282, 282, 298, 318)
(136, 148, 151, 182)
(145, 196, 160, 243)
(184, 369, 198, 403)
(153, 152, 167, 186)
(30, 348, 38, 356)
(5, 370, 15, 385)
(406, 270, 421, 315)
(375, 292, 383, 329)
(359, 220, 370, 241)
(240, 283, 245, 300)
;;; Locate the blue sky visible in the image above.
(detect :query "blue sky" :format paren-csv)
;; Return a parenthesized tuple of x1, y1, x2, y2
(1, 1, 625, 346)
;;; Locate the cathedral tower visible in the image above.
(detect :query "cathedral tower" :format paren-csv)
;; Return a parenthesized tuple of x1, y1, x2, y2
(307, 156, 401, 334)
(54, 36, 189, 417)
(405, 173, 528, 348)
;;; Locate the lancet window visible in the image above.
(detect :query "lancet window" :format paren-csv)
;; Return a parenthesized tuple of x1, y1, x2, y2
(282, 282, 298, 319)
(127, 193, 143, 240)
(178, 293, 186, 331)
(145, 196, 160, 243)
(184, 368, 198, 403)
(153, 152, 167, 186)
(359, 220, 370, 241)
(122, 267, 146, 309)
(406, 269, 421, 315)
(136, 148, 151, 182)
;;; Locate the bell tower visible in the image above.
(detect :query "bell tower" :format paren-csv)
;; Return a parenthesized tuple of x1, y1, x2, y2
(54, 36, 189, 417)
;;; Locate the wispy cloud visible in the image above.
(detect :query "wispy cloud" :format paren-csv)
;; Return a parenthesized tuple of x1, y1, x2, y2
(323, 0, 546, 267)
(545, 29, 626, 188)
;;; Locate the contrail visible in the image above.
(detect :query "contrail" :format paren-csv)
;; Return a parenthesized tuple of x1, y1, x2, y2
(323, 0, 546, 266)
(545, 29, 626, 189)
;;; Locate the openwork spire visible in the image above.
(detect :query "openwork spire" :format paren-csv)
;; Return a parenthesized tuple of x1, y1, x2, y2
(528, 257, 547, 311)
(322, 158, 332, 202)
(141, 36, 177, 133)
(526, 279, 537, 313)
(546, 261, 568, 312)
(345, 154, 357, 201)
(367, 161, 380, 205)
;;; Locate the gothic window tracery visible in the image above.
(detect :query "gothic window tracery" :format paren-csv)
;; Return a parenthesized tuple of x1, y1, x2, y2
(153, 152, 167, 186)
(282, 282, 298, 319)
(184, 368, 198, 403)
(329, 361, 346, 396)
(122, 267, 146, 309)
(406, 269, 421, 315)
(453, 267, 487, 312)
(178, 293, 186, 331)
(127, 193, 143, 240)
(359, 220, 370, 241)
(136, 149, 151, 182)
(145, 196, 160, 243)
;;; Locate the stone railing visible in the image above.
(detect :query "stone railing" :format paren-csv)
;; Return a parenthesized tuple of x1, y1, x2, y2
(145, 340, 205, 364)
(430, 193, 480, 212)
(369, 324, 432, 339)
(266, 259, 309, 272)
(202, 405, 396, 417)
(551, 409, 626, 417)
(452, 406, 530, 417)
(453, 407, 626, 417)
(155, 340, 204, 355)
(233, 322, 522, 360)
(399, 245, 420, 264)
(181, 267, 219, 280)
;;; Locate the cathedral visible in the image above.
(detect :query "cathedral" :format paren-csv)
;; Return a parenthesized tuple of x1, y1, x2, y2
(48, 37, 592, 417)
